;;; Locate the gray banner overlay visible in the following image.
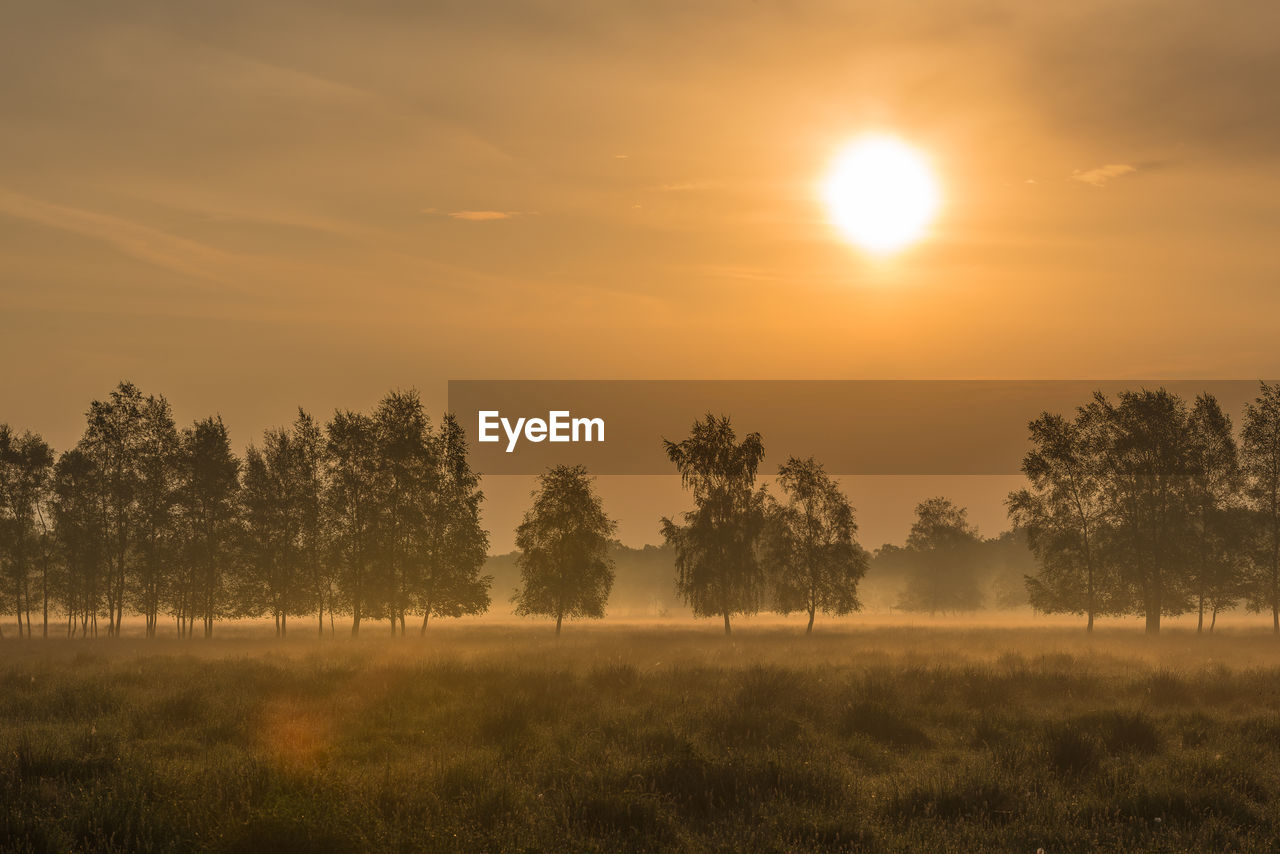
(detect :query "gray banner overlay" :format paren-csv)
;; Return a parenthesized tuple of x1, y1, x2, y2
(447, 380, 1269, 476)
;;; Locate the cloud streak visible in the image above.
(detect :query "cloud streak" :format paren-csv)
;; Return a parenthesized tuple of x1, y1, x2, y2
(448, 210, 520, 221)
(1072, 163, 1137, 187)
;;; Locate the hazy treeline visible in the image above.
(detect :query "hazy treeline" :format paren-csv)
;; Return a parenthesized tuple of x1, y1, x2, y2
(0, 382, 489, 639)
(5, 382, 1280, 638)
(1012, 384, 1280, 634)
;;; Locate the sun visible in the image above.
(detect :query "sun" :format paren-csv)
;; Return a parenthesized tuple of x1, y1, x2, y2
(822, 134, 941, 255)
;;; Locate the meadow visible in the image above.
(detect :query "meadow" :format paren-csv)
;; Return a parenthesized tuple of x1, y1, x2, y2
(4, 622, 1280, 852)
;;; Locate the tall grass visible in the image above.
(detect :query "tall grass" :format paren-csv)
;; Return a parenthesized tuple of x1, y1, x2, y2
(3, 625, 1280, 851)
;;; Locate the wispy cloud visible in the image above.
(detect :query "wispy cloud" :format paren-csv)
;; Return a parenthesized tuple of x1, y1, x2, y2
(655, 181, 712, 192)
(448, 210, 520, 221)
(1071, 163, 1137, 187)
(0, 189, 242, 287)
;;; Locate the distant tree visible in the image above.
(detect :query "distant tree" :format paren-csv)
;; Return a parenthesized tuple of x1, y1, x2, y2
(0, 426, 55, 638)
(1094, 389, 1197, 634)
(131, 395, 181, 638)
(173, 417, 240, 638)
(513, 465, 615, 636)
(414, 413, 490, 633)
(1009, 408, 1113, 632)
(897, 498, 983, 614)
(80, 382, 147, 637)
(51, 448, 108, 637)
(661, 415, 768, 635)
(1202, 506, 1253, 632)
(372, 391, 436, 634)
(768, 456, 867, 633)
(288, 411, 328, 636)
(1185, 394, 1245, 632)
(324, 410, 382, 636)
(242, 409, 328, 637)
(1242, 381, 1280, 634)
(983, 529, 1037, 609)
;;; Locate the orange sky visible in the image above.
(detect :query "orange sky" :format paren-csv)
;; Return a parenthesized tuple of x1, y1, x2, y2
(2, 1, 1278, 549)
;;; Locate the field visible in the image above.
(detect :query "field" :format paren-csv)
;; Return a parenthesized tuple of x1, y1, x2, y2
(4, 623, 1280, 852)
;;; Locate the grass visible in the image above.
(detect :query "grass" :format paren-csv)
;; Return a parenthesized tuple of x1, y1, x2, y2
(3, 624, 1280, 851)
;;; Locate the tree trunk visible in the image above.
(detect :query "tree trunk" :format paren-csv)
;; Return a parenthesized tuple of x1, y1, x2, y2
(1197, 593, 1205, 634)
(806, 607, 815, 635)
(351, 612, 361, 636)
(723, 612, 731, 636)
(1145, 609, 1161, 635)
(1086, 610, 1094, 633)
(420, 611, 430, 636)
(555, 612, 563, 637)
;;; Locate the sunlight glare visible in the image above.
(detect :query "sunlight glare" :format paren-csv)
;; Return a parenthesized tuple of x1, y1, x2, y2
(822, 135, 941, 255)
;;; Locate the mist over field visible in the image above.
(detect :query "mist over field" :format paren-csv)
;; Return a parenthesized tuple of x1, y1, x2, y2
(7, 625, 1280, 852)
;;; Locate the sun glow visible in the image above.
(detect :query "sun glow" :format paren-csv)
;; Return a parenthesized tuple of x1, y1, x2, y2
(822, 135, 941, 255)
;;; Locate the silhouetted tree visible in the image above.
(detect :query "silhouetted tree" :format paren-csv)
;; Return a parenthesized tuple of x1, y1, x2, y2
(1242, 381, 1280, 634)
(51, 448, 108, 637)
(288, 411, 328, 636)
(80, 382, 176, 637)
(1185, 394, 1245, 632)
(768, 456, 867, 633)
(174, 417, 240, 638)
(325, 410, 381, 636)
(0, 426, 54, 638)
(414, 413, 490, 633)
(513, 465, 614, 636)
(371, 391, 436, 634)
(661, 415, 768, 635)
(897, 498, 983, 613)
(1010, 408, 1114, 632)
(1094, 389, 1197, 634)
(242, 410, 330, 637)
(130, 395, 180, 638)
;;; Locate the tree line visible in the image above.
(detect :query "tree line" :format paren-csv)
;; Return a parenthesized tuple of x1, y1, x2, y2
(0, 385, 869, 638)
(5, 381, 1280, 637)
(1011, 384, 1280, 634)
(0, 382, 490, 638)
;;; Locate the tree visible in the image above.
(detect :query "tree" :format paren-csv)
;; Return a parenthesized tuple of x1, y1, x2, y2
(175, 417, 240, 638)
(80, 382, 141, 637)
(1242, 381, 1280, 633)
(513, 465, 615, 636)
(1009, 408, 1113, 632)
(324, 409, 381, 636)
(0, 426, 55, 638)
(371, 391, 436, 635)
(79, 382, 181, 637)
(1094, 389, 1196, 634)
(1185, 394, 1245, 632)
(897, 498, 983, 614)
(131, 394, 181, 638)
(289, 411, 328, 636)
(414, 413, 490, 633)
(51, 447, 109, 637)
(661, 414, 768, 635)
(242, 409, 327, 637)
(768, 456, 867, 633)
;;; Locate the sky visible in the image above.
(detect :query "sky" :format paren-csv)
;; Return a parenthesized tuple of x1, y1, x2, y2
(2, 0, 1279, 550)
